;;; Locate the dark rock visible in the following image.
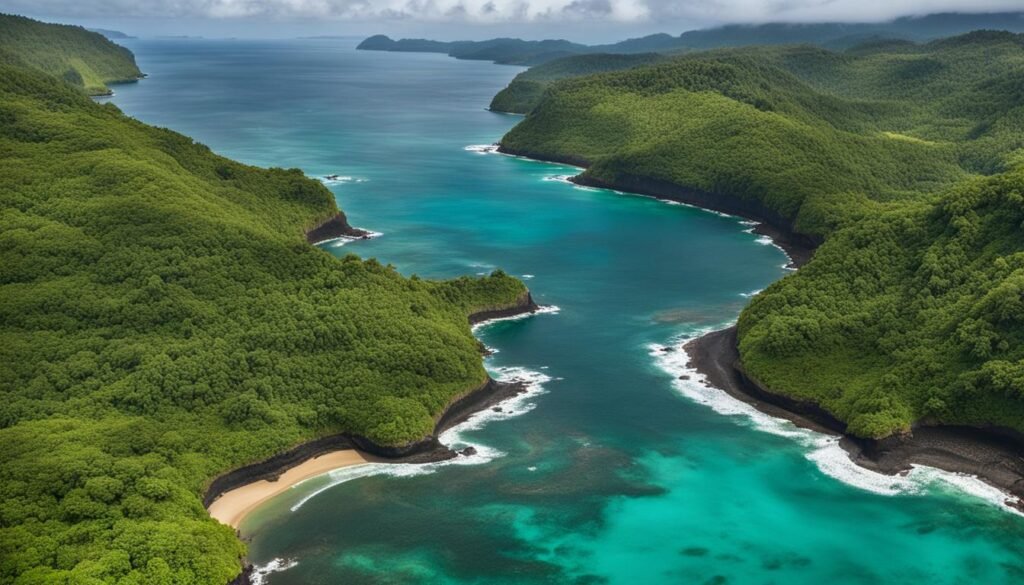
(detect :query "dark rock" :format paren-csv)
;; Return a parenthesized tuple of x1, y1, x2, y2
(460, 446, 478, 456)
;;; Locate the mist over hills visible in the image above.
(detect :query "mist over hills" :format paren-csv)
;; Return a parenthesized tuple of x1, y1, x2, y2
(358, 11, 1024, 65)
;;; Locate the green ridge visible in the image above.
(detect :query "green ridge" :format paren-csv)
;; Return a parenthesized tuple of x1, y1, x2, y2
(0, 13, 142, 95)
(0, 19, 526, 585)
(499, 33, 1024, 438)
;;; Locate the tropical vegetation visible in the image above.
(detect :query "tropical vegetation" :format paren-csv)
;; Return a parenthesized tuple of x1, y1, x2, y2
(0, 13, 141, 95)
(0, 15, 526, 585)
(498, 31, 1024, 438)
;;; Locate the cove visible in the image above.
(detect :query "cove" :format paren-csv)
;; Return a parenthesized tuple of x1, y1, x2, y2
(106, 38, 1024, 584)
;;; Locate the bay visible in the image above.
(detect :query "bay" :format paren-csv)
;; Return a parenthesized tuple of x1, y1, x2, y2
(107, 38, 1024, 585)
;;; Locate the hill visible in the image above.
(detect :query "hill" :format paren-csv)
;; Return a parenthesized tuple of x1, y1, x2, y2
(359, 11, 1024, 68)
(0, 16, 527, 585)
(0, 14, 142, 95)
(497, 32, 1024, 439)
(490, 52, 668, 113)
(87, 28, 135, 40)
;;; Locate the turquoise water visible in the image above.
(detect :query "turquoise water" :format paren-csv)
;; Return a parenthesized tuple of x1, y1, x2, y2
(108, 38, 1024, 584)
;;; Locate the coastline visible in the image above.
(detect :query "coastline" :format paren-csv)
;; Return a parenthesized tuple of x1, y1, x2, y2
(208, 450, 370, 529)
(210, 294, 540, 584)
(495, 142, 1024, 509)
(305, 211, 373, 245)
(494, 144, 818, 268)
(685, 326, 1024, 508)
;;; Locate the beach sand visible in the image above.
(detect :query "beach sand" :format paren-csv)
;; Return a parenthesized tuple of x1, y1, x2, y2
(208, 449, 369, 529)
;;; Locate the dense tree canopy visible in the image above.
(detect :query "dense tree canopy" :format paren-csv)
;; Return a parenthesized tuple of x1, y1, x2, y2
(499, 32, 1024, 438)
(0, 23, 526, 585)
(0, 14, 142, 95)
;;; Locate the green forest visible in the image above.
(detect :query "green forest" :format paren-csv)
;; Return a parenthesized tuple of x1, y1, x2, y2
(0, 17, 527, 585)
(0, 14, 142, 95)
(498, 32, 1024, 438)
(361, 12, 1024, 70)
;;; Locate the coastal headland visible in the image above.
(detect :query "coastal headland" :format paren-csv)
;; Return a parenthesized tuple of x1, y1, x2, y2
(496, 143, 1024, 508)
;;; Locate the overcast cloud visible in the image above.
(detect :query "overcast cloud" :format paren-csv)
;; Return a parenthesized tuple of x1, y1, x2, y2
(11, 0, 1024, 24)
(8, 0, 1024, 41)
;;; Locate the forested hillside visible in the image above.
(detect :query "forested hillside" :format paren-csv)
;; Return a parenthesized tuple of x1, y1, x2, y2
(0, 19, 526, 585)
(490, 53, 667, 113)
(360, 11, 1024, 68)
(0, 13, 142, 95)
(499, 32, 1024, 438)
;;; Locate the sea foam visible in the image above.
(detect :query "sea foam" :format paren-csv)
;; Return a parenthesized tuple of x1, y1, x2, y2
(650, 330, 1023, 515)
(471, 304, 561, 332)
(285, 310, 559, 513)
(318, 175, 368, 186)
(250, 558, 298, 585)
(464, 144, 500, 155)
(288, 365, 552, 512)
(317, 230, 384, 248)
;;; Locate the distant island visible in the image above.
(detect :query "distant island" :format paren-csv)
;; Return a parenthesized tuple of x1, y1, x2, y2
(358, 11, 1024, 66)
(87, 27, 134, 39)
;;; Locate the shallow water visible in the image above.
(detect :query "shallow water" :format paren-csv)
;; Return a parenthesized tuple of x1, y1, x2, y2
(109, 38, 1024, 584)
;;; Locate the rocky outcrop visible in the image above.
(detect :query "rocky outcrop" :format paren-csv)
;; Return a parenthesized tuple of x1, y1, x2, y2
(468, 291, 540, 324)
(305, 212, 369, 244)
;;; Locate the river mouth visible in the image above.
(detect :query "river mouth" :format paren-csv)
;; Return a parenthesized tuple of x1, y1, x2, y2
(111, 37, 1024, 585)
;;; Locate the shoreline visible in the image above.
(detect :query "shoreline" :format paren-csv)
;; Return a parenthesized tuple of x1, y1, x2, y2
(210, 295, 540, 584)
(305, 211, 373, 245)
(684, 327, 1024, 508)
(495, 142, 1024, 509)
(208, 450, 370, 529)
(493, 144, 818, 268)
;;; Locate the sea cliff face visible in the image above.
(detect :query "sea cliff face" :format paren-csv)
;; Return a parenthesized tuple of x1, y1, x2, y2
(304, 211, 369, 244)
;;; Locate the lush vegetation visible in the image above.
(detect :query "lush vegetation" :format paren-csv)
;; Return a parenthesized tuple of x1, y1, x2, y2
(0, 14, 141, 95)
(0, 21, 527, 585)
(499, 32, 1024, 438)
(674, 12, 1024, 50)
(361, 11, 1024, 68)
(490, 53, 667, 114)
(739, 168, 1024, 438)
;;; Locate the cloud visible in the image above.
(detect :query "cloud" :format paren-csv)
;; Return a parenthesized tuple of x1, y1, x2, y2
(10, 0, 1024, 24)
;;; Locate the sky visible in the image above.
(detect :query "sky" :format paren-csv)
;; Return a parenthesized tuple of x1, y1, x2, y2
(8, 0, 1024, 41)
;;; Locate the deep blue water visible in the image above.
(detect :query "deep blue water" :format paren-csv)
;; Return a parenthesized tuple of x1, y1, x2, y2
(108, 38, 1024, 584)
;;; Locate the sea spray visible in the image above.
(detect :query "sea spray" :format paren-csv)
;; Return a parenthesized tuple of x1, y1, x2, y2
(649, 330, 1023, 515)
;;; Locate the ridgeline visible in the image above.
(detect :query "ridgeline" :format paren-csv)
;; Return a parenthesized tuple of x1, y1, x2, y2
(0, 13, 142, 95)
(359, 11, 1024, 68)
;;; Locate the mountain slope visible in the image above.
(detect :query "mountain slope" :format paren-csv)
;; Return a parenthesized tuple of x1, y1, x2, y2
(497, 33, 1024, 439)
(0, 20, 527, 585)
(0, 13, 142, 95)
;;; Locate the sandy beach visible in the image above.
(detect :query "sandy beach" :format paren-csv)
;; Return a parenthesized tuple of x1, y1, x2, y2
(208, 449, 370, 529)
